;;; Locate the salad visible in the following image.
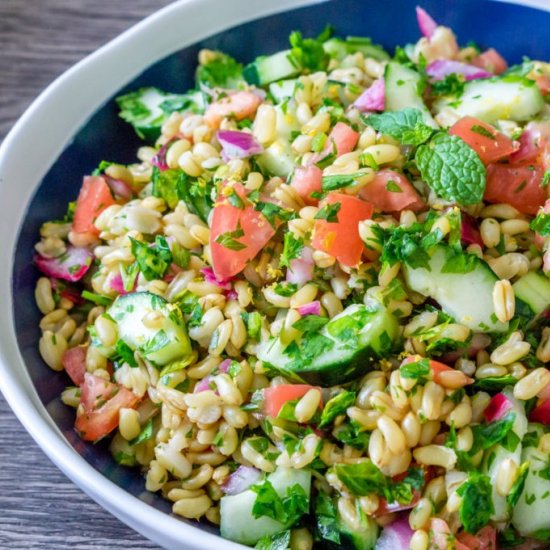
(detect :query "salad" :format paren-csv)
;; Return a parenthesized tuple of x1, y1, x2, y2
(33, 5, 550, 549)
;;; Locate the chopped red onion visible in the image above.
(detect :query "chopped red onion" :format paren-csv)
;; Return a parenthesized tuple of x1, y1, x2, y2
(109, 272, 136, 295)
(151, 139, 174, 171)
(511, 121, 550, 163)
(35, 246, 93, 282)
(530, 384, 550, 425)
(427, 60, 492, 81)
(286, 247, 314, 285)
(353, 78, 385, 112)
(217, 130, 263, 162)
(194, 377, 212, 393)
(297, 301, 321, 316)
(221, 466, 262, 495)
(201, 266, 233, 290)
(416, 6, 438, 39)
(460, 214, 483, 247)
(375, 515, 414, 550)
(219, 359, 232, 373)
(104, 175, 133, 200)
(225, 289, 238, 301)
(484, 392, 514, 422)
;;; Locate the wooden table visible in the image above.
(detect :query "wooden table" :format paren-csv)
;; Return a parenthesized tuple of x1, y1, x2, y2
(0, 1, 172, 547)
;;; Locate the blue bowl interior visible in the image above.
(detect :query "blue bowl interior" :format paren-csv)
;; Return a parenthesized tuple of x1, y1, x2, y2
(11, 0, 550, 533)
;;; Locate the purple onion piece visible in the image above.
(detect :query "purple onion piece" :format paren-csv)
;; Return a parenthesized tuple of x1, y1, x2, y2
(221, 466, 262, 495)
(297, 300, 321, 316)
(200, 266, 233, 290)
(151, 140, 174, 171)
(427, 59, 492, 81)
(375, 515, 414, 550)
(217, 130, 263, 162)
(353, 78, 385, 112)
(416, 6, 438, 39)
(286, 247, 314, 285)
(104, 176, 133, 200)
(35, 246, 93, 282)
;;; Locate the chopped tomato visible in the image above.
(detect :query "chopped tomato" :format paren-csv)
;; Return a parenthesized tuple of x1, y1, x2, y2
(327, 122, 359, 156)
(485, 161, 546, 215)
(472, 48, 508, 75)
(456, 526, 497, 550)
(359, 169, 424, 213)
(312, 193, 374, 267)
(204, 91, 262, 128)
(72, 176, 116, 235)
(210, 183, 275, 280)
(62, 346, 87, 385)
(291, 165, 323, 205)
(75, 373, 139, 442)
(449, 117, 516, 164)
(535, 74, 550, 96)
(263, 384, 322, 418)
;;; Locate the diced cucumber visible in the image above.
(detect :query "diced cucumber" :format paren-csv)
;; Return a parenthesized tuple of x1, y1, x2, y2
(108, 291, 191, 366)
(257, 304, 399, 386)
(219, 467, 311, 546)
(256, 139, 297, 178)
(402, 245, 508, 333)
(323, 37, 390, 62)
(483, 388, 528, 522)
(512, 426, 550, 537)
(116, 87, 205, 142)
(513, 271, 550, 316)
(433, 76, 544, 124)
(243, 50, 300, 86)
(384, 62, 437, 128)
(269, 79, 298, 103)
(338, 507, 379, 550)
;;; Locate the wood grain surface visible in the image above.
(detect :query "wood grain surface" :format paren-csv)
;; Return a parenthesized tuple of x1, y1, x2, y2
(0, 1, 173, 548)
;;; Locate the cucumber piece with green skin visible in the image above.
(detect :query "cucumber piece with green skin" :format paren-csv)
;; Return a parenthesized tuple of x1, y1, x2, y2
(116, 87, 205, 142)
(337, 507, 379, 550)
(512, 425, 550, 538)
(513, 271, 550, 316)
(257, 304, 399, 386)
(384, 62, 437, 128)
(482, 387, 528, 522)
(243, 50, 300, 86)
(219, 467, 311, 546)
(323, 37, 390, 62)
(433, 76, 544, 124)
(109, 291, 191, 366)
(402, 245, 508, 333)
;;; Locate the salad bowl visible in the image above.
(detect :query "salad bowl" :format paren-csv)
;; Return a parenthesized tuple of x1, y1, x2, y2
(2, 0, 550, 548)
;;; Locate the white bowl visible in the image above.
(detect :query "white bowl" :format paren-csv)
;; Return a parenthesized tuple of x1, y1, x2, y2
(1, 0, 549, 547)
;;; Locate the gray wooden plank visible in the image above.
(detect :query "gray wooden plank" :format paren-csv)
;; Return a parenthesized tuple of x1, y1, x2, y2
(0, 1, 173, 547)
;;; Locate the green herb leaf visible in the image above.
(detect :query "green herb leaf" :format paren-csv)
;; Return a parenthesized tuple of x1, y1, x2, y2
(251, 480, 309, 527)
(292, 315, 329, 334)
(255, 202, 294, 229)
(319, 391, 356, 428)
(152, 167, 180, 209)
(322, 172, 367, 191)
(415, 133, 486, 205)
(456, 472, 494, 534)
(288, 30, 330, 73)
(130, 418, 154, 446)
(400, 357, 431, 382)
(314, 202, 341, 222)
(531, 212, 550, 236)
(507, 461, 530, 507)
(215, 223, 247, 251)
(280, 233, 304, 268)
(81, 290, 113, 307)
(385, 179, 403, 193)
(115, 339, 138, 368)
(430, 73, 465, 98)
(315, 492, 340, 544)
(365, 108, 434, 146)
(196, 51, 243, 89)
(255, 530, 291, 550)
(130, 235, 173, 281)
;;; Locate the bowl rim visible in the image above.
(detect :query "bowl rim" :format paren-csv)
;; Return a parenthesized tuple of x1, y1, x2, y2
(1, 0, 549, 547)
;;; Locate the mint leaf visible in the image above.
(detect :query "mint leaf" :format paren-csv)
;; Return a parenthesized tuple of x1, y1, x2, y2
(416, 133, 486, 205)
(365, 108, 434, 146)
